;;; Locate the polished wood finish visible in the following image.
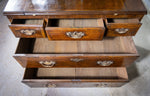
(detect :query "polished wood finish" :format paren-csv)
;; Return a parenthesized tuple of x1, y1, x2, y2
(7, 14, 145, 19)
(33, 37, 136, 53)
(37, 68, 128, 79)
(46, 19, 105, 40)
(9, 19, 46, 38)
(3, 0, 146, 88)
(14, 37, 138, 68)
(3, 0, 26, 15)
(4, 0, 146, 16)
(4, 0, 146, 39)
(22, 67, 128, 87)
(105, 18, 141, 36)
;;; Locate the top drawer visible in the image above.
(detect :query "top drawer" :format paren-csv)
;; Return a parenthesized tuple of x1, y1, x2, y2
(9, 19, 46, 38)
(105, 18, 141, 37)
(46, 19, 105, 40)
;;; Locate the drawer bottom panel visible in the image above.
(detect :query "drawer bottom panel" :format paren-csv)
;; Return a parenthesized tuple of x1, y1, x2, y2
(22, 68, 128, 87)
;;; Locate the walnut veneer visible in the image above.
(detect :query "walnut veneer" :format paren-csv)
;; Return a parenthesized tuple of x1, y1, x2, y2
(3, 0, 147, 87)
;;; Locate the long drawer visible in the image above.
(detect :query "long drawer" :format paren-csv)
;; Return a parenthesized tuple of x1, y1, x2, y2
(14, 37, 138, 68)
(22, 67, 128, 87)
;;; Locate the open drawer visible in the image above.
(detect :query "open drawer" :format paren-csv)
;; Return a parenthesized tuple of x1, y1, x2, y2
(9, 19, 46, 38)
(22, 67, 128, 87)
(46, 19, 105, 40)
(105, 18, 141, 37)
(14, 37, 139, 68)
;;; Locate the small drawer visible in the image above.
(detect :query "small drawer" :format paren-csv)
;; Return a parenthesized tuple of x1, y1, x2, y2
(105, 18, 141, 37)
(22, 68, 128, 87)
(14, 37, 138, 68)
(9, 19, 46, 38)
(46, 19, 105, 40)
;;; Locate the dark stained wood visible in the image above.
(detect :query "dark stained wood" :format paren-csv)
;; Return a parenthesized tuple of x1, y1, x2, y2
(3, 0, 26, 15)
(22, 67, 128, 87)
(25, 0, 125, 11)
(105, 18, 141, 37)
(124, 0, 146, 12)
(7, 14, 144, 20)
(9, 19, 46, 38)
(14, 55, 138, 68)
(46, 28, 105, 40)
(14, 37, 139, 68)
(3, 0, 145, 88)
(3, 0, 147, 16)
(46, 19, 105, 40)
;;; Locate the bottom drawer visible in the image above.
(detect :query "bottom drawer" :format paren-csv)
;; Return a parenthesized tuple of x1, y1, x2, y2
(22, 67, 128, 87)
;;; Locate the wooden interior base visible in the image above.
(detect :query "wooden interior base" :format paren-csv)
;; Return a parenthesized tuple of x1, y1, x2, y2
(37, 67, 128, 79)
(33, 37, 137, 54)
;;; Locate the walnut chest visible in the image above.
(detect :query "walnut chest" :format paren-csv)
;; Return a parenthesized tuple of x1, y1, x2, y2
(3, 0, 147, 87)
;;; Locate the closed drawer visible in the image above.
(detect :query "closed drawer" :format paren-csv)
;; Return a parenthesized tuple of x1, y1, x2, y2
(14, 37, 138, 68)
(9, 19, 46, 38)
(46, 19, 105, 40)
(22, 68, 128, 87)
(105, 18, 141, 37)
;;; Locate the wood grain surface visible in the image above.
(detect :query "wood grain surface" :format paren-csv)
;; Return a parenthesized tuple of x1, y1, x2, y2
(105, 18, 141, 36)
(33, 37, 137, 54)
(9, 19, 46, 38)
(22, 67, 128, 87)
(46, 18, 105, 40)
(37, 68, 128, 79)
(3, 0, 147, 15)
(13, 37, 139, 68)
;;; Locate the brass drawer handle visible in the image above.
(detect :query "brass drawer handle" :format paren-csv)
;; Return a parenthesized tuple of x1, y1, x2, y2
(97, 61, 113, 66)
(114, 13, 118, 16)
(66, 31, 85, 39)
(46, 83, 56, 88)
(70, 58, 84, 62)
(20, 29, 36, 35)
(39, 61, 56, 67)
(96, 83, 109, 87)
(115, 28, 129, 34)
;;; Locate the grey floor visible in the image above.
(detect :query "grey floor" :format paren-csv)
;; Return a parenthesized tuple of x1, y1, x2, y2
(0, 0, 150, 96)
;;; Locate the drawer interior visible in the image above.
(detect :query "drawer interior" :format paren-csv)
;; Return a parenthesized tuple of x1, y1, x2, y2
(24, 67, 128, 81)
(47, 19, 103, 28)
(11, 19, 43, 25)
(107, 18, 139, 24)
(15, 37, 137, 54)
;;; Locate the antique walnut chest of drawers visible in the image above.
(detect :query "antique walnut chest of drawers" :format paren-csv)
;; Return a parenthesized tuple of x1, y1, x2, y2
(4, 0, 147, 87)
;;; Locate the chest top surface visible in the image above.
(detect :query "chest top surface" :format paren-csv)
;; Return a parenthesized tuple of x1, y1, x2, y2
(3, 0, 147, 15)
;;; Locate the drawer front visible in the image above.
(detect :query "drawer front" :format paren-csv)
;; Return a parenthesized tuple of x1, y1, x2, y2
(106, 24, 141, 36)
(14, 55, 138, 68)
(9, 26, 46, 38)
(22, 81, 126, 87)
(105, 18, 141, 37)
(46, 28, 105, 40)
(46, 18, 105, 40)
